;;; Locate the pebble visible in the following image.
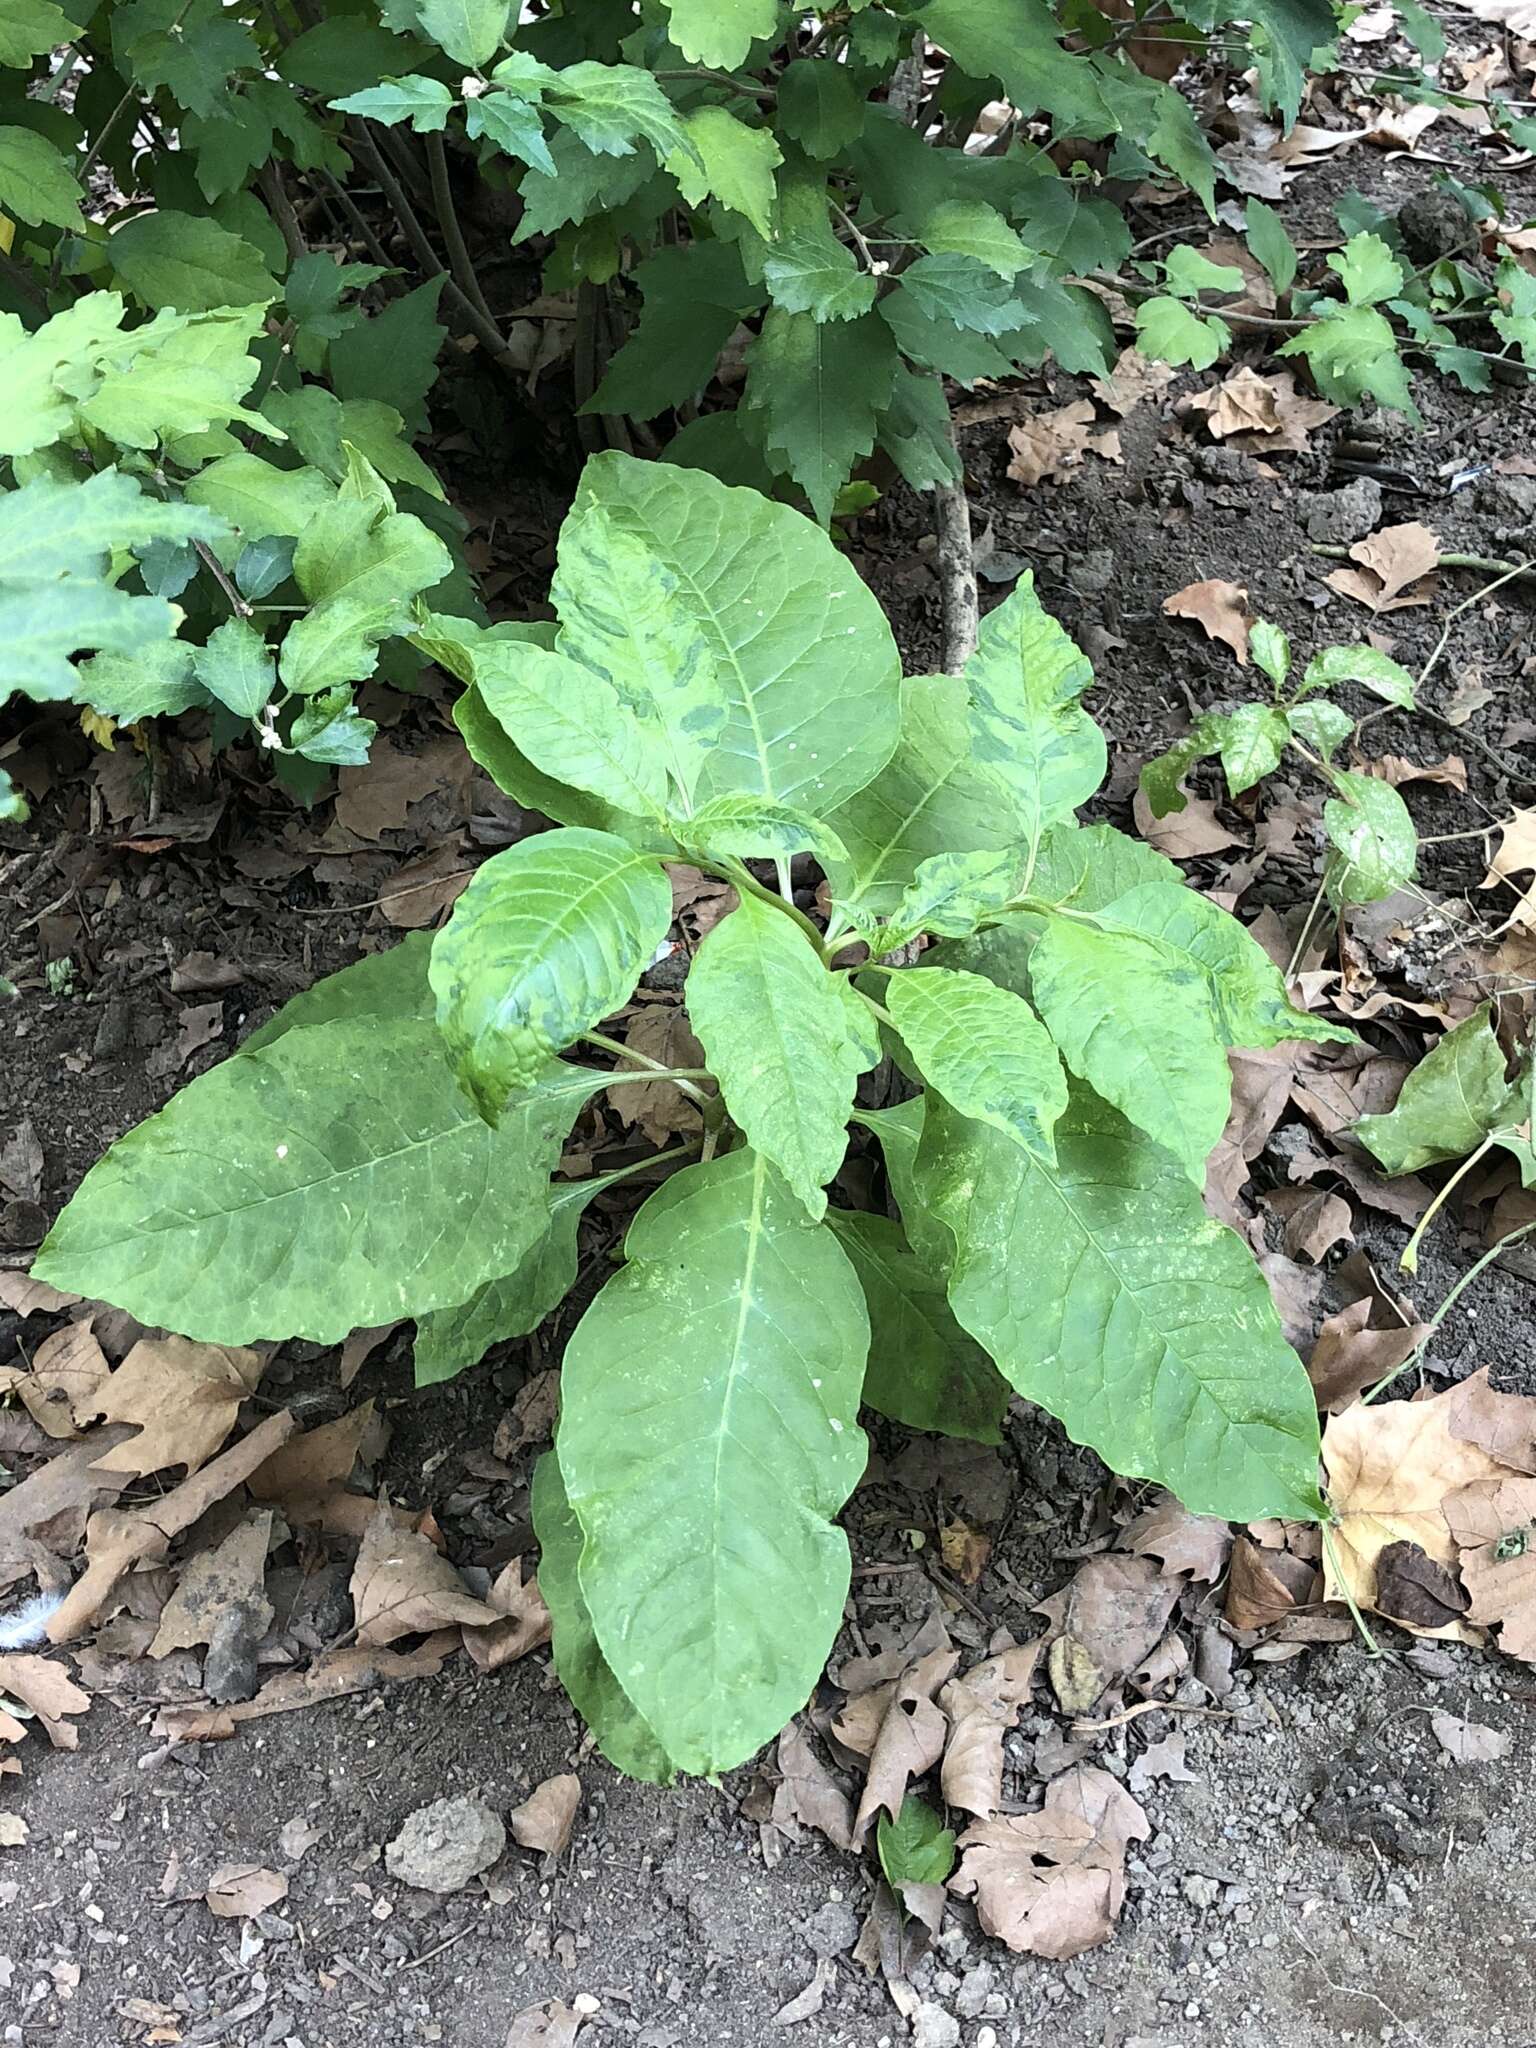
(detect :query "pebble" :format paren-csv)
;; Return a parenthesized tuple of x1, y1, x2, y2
(383, 1798, 505, 1894)
(911, 2002, 961, 2048)
(804, 1900, 859, 1958)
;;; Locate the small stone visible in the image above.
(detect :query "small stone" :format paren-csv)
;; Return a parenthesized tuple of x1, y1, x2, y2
(911, 2003, 961, 2048)
(804, 1900, 859, 1959)
(956, 1964, 996, 2019)
(384, 1798, 505, 1894)
(1302, 477, 1383, 543)
(1182, 1874, 1220, 1910)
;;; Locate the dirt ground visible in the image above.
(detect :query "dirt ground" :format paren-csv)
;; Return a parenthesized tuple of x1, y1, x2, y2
(6, 119, 1536, 2048)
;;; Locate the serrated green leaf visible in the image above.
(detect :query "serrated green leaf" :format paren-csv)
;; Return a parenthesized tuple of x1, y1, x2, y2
(429, 827, 672, 1120)
(1330, 230, 1403, 307)
(878, 286, 1035, 386)
(288, 685, 377, 765)
(878, 1796, 956, 1888)
(0, 0, 72, 68)
(328, 276, 446, 430)
(531, 1449, 676, 1782)
(108, 211, 273, 313)
(558, 1148, 869, 1775)
(1244, 198, 1298, 295)
(1163, 244, 1244, 299)
(192, 616, 275, 720)
(899, 252, 1025, 335)
(743, 306, 898, 522)
(1218, 702, 1289, 795)
(915, 0, 1111, 127)
(77, 638, 208, 723)
(886, 964, 1067, 1162)
(914, 1089, 1325, 1520)
(883, 848, 1022, 947)
(825, 674, 1020, 924)
(1323, 770, 1418, 906)
(659, 0, 780, 66)
(963, 572, 1104, 857)
(1302, 643, 1416, 707)
(0, 583, 176, 708)
(184, 453, 337, 543)
(1278, 303, 1415, 415)
(546, 60, 700, 166)
(667, 104, 782, 239)
(83, 305, 279, 450)
(415, 0, 508, 65)
(825, 1210, 1008, 1443)
(762, 227, 878, 322)
(0, 764, 26, 823)
(919, 197, 1029, 278)
(282, 496, 451, 693)
(1026, 821, 1178, 912)
(687, 894, 861, 1218)
(560, 451, 901, 810)
(1134, 295, 1231, 370)
(878, 364, 965, 492)
(262, 386, 447, 501)
(466, 87, 556, 176)
(0, 126, 81, 229)
(1029, 914, 1231, 1181)
(512, 126, 656, 240)
(470, 640, 671, 819)
(589, 242, 763, 418)
(35, 1019, 607, 1344)
(1354, 1001, 1533, 1184)
(0, 468, 224, 580)
(332, 75, 456, 131)
(777, 56, 866, 159)
(678, 793, 847, 867)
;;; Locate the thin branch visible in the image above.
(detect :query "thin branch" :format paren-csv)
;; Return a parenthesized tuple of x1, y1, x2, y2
(424, 131, 501, 335)
(932, 392, 979, 673)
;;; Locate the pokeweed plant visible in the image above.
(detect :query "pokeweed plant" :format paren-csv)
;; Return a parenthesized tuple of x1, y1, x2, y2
(1141, 617, 1422, 911)
(39, 453, 1342, 1781)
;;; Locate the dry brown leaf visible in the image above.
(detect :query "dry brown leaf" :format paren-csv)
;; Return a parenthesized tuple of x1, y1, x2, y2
(1446, 1470, 1536, 1661)
(1361, 98, 1442, 151)
(204, 1864, 288, 1919)
(1479, 809, 1536, 932)
(1088, 348, 1175, 417)
(18, 1321, 110, 1439)
(1044, 1555, 1180, 1715)
(153, 1634, 456, 1739)
(1431, 1710, 1511, 1762)
(606, 1002, 706, 1146)
(1323, 522, 1441, 613)
(1321, 1385, 1506, 1638)
(850, 1646, 958, 1845)
(493, 1370, 560, 1460)
(459, 1556, 551, 1673)
(147, 1512, 273, 1659)
(1443, 674, 1498, 726)
(1307, 1298, 1430, 1412)
(0, 1654, 90, 1747)
(1121, 1492, 1233, 1583)
(1162, 578, 1252, 664)
(47, 1408, 296, 1644)
(351, 1502, 500, 1646)
(771, 1718, 853, 1852)
(338, 1323, 398, 1390)
(1184, 364, 1282, 438)
(1132, 785, 1241, 858)
(505, 2002, 584, 2048)
(1006, 399, 1121, 487)
(508, 1772, 581, 1855)
(938, 1642, 1041, 1821)
(1364, 753, 1468, 792)
(0, 1431, 129, 1559)
(85, 1336, 265, 1478)
(951, 1765, 1149, 1959)
(1219, 370, 1338, 456)
(1447, 1367, 1536, 1473)
(1374, 1540, 1471, 1631)
(0, 1274, 80, 1317)
(939, 1515, 991, 1585)
(1262, 1186, 1353, 1264)
(1224, 1534, 1315, 1630)
(1129, 1731, 1197, 1794)
(0, 1811, 27, 1847)
(379, 843, 472, 928)
(335, 740, 446, 841)
(248, 1401, 379, 1505)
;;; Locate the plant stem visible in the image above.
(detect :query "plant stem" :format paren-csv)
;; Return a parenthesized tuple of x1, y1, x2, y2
(932, 392, 979, 674)
(1309, 543, 1536, 582)
(1285, 874, 1329, 982)
(581, 1030, 713, 1111)
(712, 856, 828, 951)
(1362, 1218, 1536, 1405)
(424, 132, 502, 337)
(1320, 1523, 1384, 1659)
(653, 66, 774, 100)
(1398, 1133, 1494, 1277)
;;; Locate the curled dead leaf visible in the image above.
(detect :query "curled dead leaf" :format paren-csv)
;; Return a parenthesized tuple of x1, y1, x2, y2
(0, 1653, 90, 1748)
(950, 1765, 1149, 1959)
(1323, 522, 1441, 613)
(1162, 578, 1252, 665)
(85, 1336, 265, 1478)
(938, 1642, 1041, 1821)
(351, 1502, 500, 1646)
(508, 1772, 581, 1855)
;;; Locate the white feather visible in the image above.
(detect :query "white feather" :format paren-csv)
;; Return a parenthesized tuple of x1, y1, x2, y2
(0, 1590, 67, 1652)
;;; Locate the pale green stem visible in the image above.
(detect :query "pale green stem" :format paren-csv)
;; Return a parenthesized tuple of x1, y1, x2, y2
(1398, 1134, 1494, 1276)
(1320, 1523, 1383, 1659)
(1363, 1218, 1536, 1405)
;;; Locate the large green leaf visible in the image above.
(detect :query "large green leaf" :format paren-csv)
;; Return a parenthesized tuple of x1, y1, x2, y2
(742, 306, 898, 522)
(1026, 822, 1177, 911)
(686, 894, 862, 1219)
(962, 574, 1105, 856)
(34, 1020, 605, 1345)
(1354, 1003, 1533, 1182)
(826, 1210, 1008, 1444)
(0, 582, 177, 708)
(428, 828, 672, 1121)
(531, 1449, 676, 1783)
(545, 60, 700, 166)
(558, 1149, 869, 1775)
(667, 106, 782, 240)
(471, 640, 671, 819)
(108, 211, 274, 313)
(884, 964, 1067, 1163)
(1028, 914, 1231, 1183)
(824, 674, 1020, 924)
(560, 452, 901, 813)
(0, 126, 82, 229)
(1322, 771, 1418, 907)
(241, 934, 434, 1053)
(914, 1091, 1325, 1520)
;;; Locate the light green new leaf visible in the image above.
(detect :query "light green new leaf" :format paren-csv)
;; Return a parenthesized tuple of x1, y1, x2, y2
(825, 1210, 1008, 1444)
(185, 453, 337, 542)
(0, 0, 73, 67)
(77, 639, 207, 723)
(1278, 303, 1414, 416)
(471, 640, 671, 820)
(1301, 643, 1416, 707)
(687, 894, 862, 1218)
(1330, 231, 1404, 308)
(0, 126, 83, 229)
(193, 617, 275, 720)
(1288, 699, 1353, 758)
(1355, 1003, 1529, 1179)
(1243, 199, 1297, 296)
(278, 602, 397, 697)
(1248, 620, 1291, 690)
(415, 0, 508, 65)
(1027, 822, 1177, 912)
(531, 1449, 676, 1783)
(1218, 702, 1289, 796)
(1163, 245, 1245, 299)
(885, 965, 1067, 1162)
(742, 306, 898, 523)
(429, 827, 672, 1121)
(546, 61, 700, 168)
(1029, 915, 1231, 1181)
(668, 105, 782, 240)
(883, 848, 1022, 947)
(465, 87, 556, 176)
(561, 452, 901, 811)
(1135, 296, 1230, 371)
(825, 674, 1020, 923)
(332, 75, 456, 132)
(878, 1797, 956, 1889)
(963, 573, 1104, 856)
(289, 685, 377, 765)
(678, 794, 847, 868)
(918, 199, 1029, 278)
(558, 1148, 869, 1775)
(660, 0, 779, 66)
(914, 1090, 1325, 1520)
(0, 583, 176, 708)
(83, 306, 279, 449)
(34, 1019, 606, 1345)
(108, 212, 274, 313)
(1322, 770, 1417, 906)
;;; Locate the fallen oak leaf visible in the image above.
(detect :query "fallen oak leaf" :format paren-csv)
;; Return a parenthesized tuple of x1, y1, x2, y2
(508, 1772, 581, 1855)
(1088, 347, 1176, 416)
(84, 1336, 265, 1479)
(1183, 364, 1283, 438)
(1132, 785, 1241, 858)
(1323, 522, 1441, 613)
(1006, 399, 1121, 487)
(1364, 753, 1468, 792)
(1121, 1491, 1233, 1584)
(1162, 578, 1252, 664)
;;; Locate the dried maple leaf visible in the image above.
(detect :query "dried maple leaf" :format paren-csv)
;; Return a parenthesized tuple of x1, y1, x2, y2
(248, 1400, 381, 1507)
(1306, 1298, 1430, 1412)
(606, 1000, 706, 1146)
(1121, 1491, 1233, 1583)
(850, 1646, 958, 1845)
(0, 1654, 90, 1747)
(1447, 1367, 1536, 1473)
(18, 1320, 109, 1440)
(1184, 364, 1283, 438)
(1006, 399, 1121, 488)
(1446, 1469, 1536, 1661)
(1089, 347, 1175, 416)
(459, 1556, 551, 1673)
(1364, 753, 1468, 791)
(85, 1336, 265, 1479)
(508, 1772, 581, 1855)
(1162, 578, 1252, 664)
(1321, 1386, 1506, 1638)
(351, 1503, 500, 1646)
(950, 1765, 1149, 1959)
(938, 1642, 1042, 1821)
(1479, 809, 1536, 932)
(1361, 98, 1442, 151)
(1323, 522, 1441, 613)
